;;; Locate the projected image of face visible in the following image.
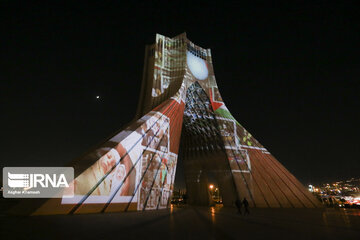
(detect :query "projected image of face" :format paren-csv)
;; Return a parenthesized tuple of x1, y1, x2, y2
(100, 150, 118, 174)
(70, 148, 120, 196)
(68, 145, 136, 198)
(186, 51, 209, 80)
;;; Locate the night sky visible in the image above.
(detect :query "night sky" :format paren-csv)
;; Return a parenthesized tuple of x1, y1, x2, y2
(1, 1, 359, 187)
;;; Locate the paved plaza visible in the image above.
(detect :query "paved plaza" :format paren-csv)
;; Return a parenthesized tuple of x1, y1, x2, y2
(1, 205, 359, 240)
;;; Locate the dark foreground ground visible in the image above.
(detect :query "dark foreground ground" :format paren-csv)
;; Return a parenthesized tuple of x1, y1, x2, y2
(1, 204, 359, 240)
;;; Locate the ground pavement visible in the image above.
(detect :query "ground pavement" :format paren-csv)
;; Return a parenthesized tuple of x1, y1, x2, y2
(1, 204, 359, 239)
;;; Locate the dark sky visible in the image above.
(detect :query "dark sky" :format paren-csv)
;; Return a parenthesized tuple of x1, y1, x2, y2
(1, 1, 359, 187)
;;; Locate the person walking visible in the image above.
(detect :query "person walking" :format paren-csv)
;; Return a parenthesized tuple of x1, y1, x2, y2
(242, 197, 250, 215)
(235, 198, 242, 215)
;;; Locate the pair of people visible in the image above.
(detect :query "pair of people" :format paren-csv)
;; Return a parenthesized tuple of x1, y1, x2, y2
(235, 197, 250, 215)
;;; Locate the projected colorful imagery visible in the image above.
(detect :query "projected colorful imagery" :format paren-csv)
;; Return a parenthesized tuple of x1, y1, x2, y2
(33, 33, 321, 215)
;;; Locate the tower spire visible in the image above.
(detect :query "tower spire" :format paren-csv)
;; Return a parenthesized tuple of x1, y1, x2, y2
(32, 33, 321, 215)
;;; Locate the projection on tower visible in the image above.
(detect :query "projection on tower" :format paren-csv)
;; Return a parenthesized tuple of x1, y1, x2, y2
(34, 33, 321, 215)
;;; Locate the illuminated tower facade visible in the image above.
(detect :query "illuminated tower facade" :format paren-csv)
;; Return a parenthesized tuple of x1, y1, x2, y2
(33, 33, 321, 215)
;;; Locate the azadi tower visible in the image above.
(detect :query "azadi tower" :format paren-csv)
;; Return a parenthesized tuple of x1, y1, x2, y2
(32, 33, 321, 215)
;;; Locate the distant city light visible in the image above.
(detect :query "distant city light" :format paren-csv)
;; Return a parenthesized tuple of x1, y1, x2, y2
(308, 178, 360, 208)
(209, 184, 214, 190)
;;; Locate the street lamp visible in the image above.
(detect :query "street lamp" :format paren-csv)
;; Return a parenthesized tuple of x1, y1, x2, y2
(209, 184, 215, 201)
